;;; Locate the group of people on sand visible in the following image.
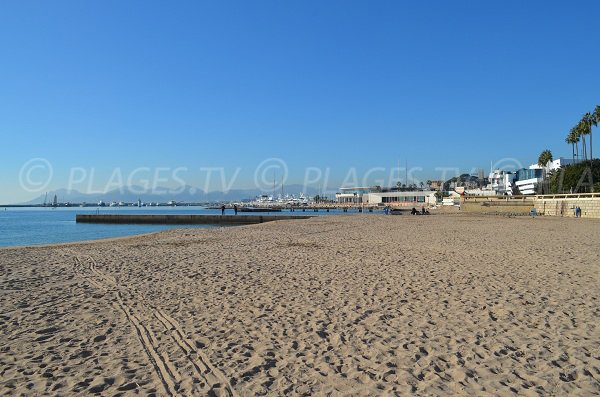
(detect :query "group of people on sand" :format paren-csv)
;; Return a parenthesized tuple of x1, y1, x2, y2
(221, 205, 238, 215)
(383, 206, 431, 215)
(411, 206, 430, 215)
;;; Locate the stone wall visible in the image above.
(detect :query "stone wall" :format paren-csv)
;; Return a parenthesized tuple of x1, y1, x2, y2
(462, 201, 533, 215)
(534, 197, 600, 218)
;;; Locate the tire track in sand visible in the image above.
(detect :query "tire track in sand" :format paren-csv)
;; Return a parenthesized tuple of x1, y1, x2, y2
(72, 254, 238, 397)
(153, 308, 237, 396)
(73, 255, 179, 396)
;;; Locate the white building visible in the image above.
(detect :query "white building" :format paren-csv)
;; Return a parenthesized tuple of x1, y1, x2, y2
(335, 187, 372, 204)
(487, 170, 516, 195)
(336, 187, 437, 206)
(543, 157, 576, 171)
(363, 191, 437, 206)
(516, 157, 576, 195)
(486, 157, 575, 196)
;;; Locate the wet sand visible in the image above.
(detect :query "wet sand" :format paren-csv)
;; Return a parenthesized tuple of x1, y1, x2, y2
(1, 215, 599, 396)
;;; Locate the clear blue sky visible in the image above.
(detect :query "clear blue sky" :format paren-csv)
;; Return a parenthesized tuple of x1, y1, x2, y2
(1, 0, 599, 203)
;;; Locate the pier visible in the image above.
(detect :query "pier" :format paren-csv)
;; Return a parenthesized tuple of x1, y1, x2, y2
(76, 214, 315, 225)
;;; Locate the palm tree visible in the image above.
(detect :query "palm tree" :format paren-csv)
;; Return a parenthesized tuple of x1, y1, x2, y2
(537, 150, 553, 195)
(577, 120, 587, 161)
(566, 130, 577, 163)
(591, 105, 599, 160)
(569, 127, 580, 162)
(590, 106, 599, 191)
(538, 149, 553, 168)
(583, 112, 594, 162)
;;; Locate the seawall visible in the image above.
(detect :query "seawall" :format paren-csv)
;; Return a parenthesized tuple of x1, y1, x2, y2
(534, 194, 600, 218)
(461, 201, 534, 215)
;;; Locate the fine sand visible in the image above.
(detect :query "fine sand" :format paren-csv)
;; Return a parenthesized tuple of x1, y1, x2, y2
(1, 215, 599, 396)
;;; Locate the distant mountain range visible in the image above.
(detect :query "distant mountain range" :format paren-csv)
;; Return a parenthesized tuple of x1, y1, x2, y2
(20, 184, 328, 205)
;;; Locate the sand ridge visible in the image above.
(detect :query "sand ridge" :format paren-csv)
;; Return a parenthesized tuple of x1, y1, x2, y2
(1, 215, 599, 396)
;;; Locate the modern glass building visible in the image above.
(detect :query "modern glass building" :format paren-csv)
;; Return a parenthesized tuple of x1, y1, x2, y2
(516, 168, 543, 181)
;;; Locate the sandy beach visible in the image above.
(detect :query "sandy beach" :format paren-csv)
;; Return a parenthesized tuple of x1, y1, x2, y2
(1, 214, 599, 396)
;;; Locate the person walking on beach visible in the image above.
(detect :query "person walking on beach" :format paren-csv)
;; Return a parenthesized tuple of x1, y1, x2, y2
(234, 204, 238, 215)
(221, 205, 225, 215)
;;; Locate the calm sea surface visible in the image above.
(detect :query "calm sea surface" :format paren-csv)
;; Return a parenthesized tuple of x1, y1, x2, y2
(0, 206, 348, 247)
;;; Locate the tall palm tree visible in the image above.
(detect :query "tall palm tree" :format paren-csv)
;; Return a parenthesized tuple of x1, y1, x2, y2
(570, 127, 580, 162)
(583, 112, 594, 162)
(577, 120, 587, 161)
(590, 106, 599, 192)
(566, 130, 577, 163)
(591, 105, 599, 160)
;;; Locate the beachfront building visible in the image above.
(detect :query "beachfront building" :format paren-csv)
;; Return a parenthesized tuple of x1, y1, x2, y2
(335, 187, 372, 204)
(442, 191, 462, 206)
(485, 157, 575, 196)
(464, 188, 497, 196)
(487, 170, 516, 195)
(336, 187, 437, 206)
(363, 191, 437, 206)
(514, 168, 544, 195)
(545, 157, 577, 170)
(515, 158, 575, 195)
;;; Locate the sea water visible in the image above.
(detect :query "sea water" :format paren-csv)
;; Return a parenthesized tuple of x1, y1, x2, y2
(0, 206, 347, 247)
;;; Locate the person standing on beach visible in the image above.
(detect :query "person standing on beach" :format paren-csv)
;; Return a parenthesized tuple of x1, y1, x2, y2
(234, 205, 238, 215)
(221, 205, 225, 215)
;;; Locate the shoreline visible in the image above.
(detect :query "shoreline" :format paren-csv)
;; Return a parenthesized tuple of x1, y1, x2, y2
(2, 211, 599, 251)
(0, 229, 178, 251)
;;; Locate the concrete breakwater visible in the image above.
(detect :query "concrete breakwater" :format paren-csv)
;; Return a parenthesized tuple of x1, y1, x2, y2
(76, 214, 314, 225)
